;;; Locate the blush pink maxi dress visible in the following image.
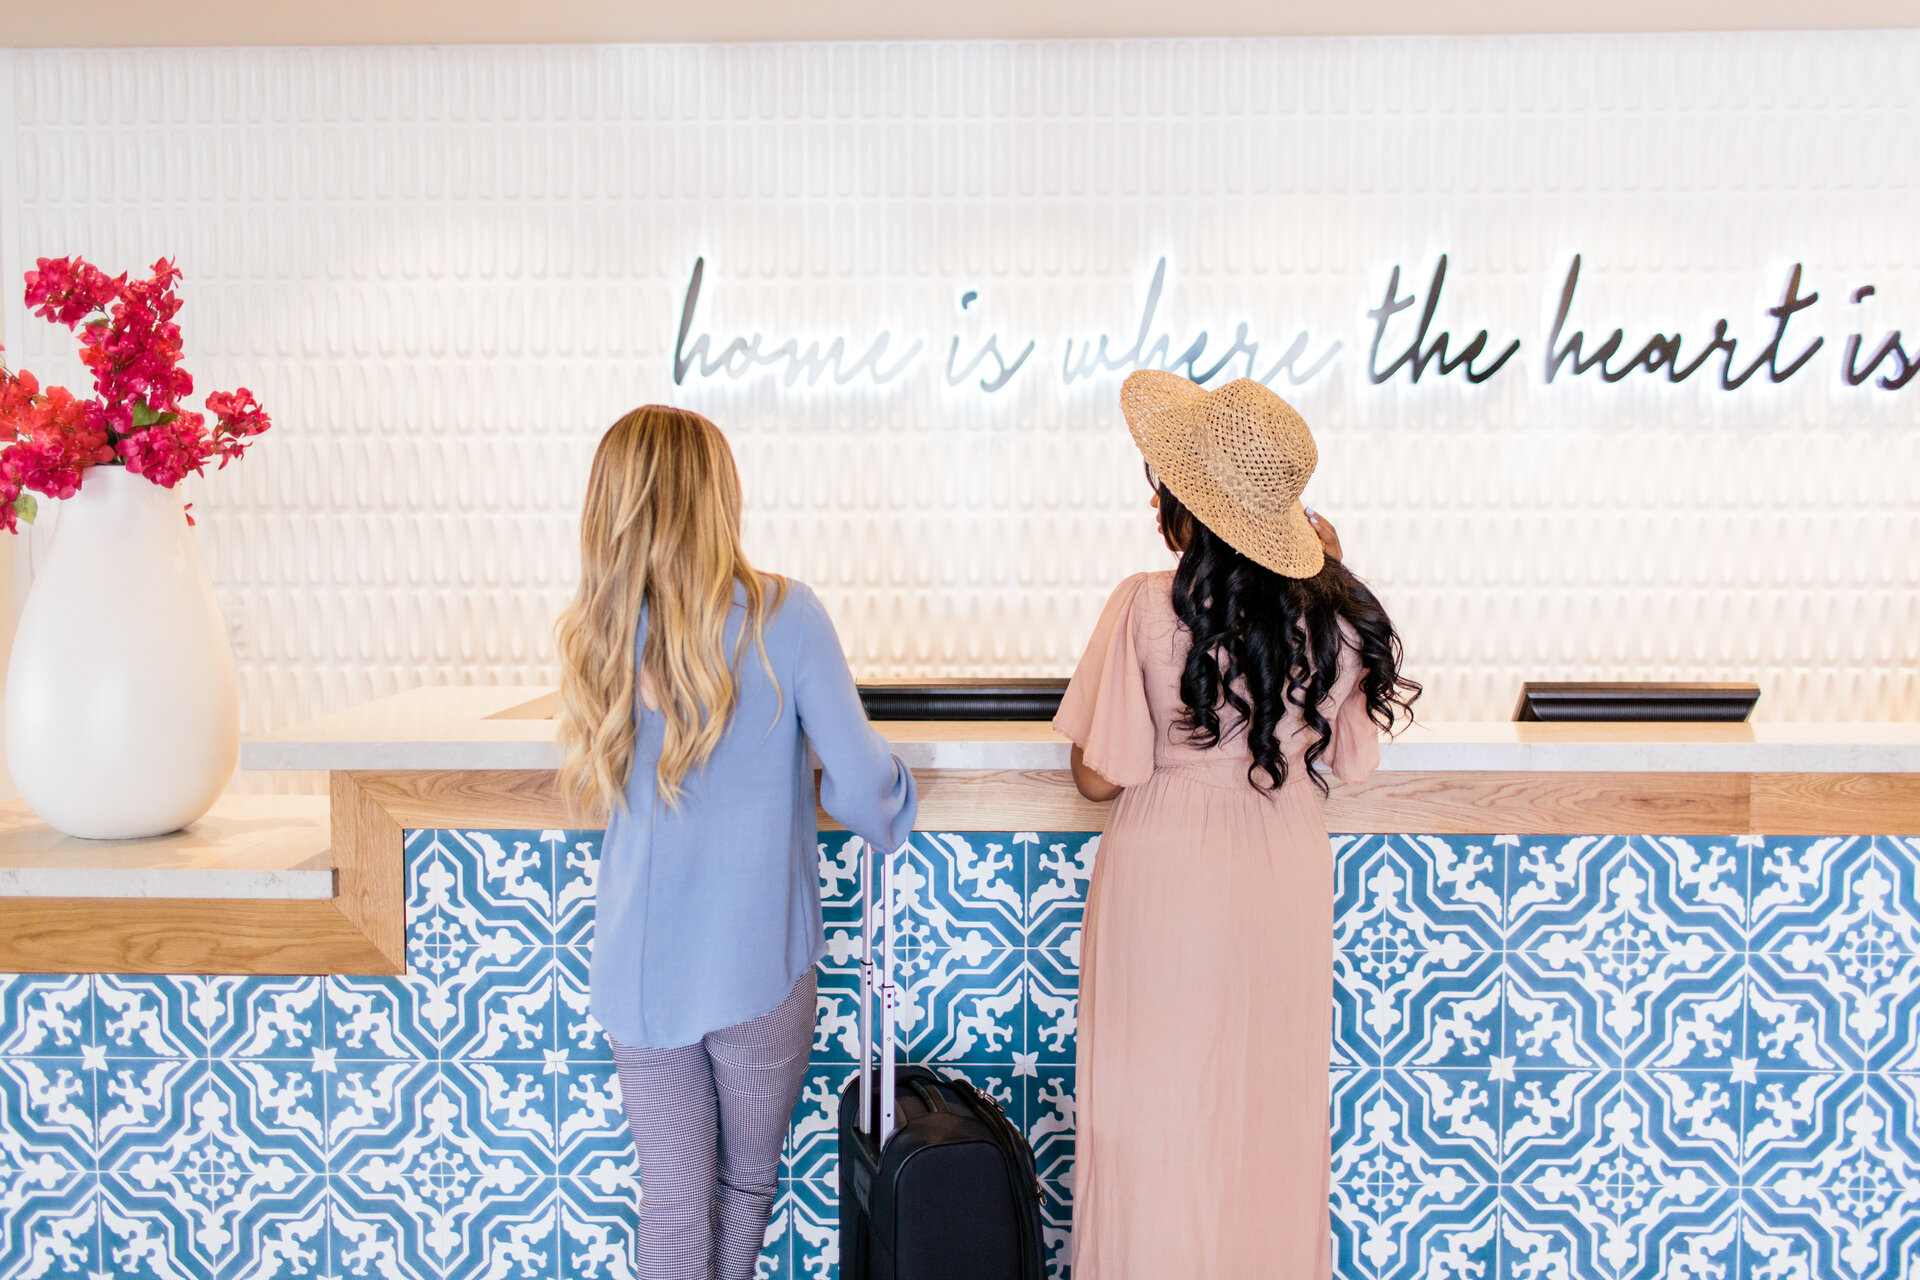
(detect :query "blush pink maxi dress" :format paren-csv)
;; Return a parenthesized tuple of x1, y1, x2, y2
(1053, 570, 1379, 1280)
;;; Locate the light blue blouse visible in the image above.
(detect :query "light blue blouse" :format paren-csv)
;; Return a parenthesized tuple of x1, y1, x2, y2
(589, 579, 917, 1049)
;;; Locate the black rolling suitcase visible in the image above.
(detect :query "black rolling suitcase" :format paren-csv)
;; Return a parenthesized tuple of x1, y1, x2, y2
(837, 837, 1045, 1280)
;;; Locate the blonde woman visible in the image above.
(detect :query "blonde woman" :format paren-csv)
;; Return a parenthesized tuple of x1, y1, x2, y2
(556, 406, 916, 1280)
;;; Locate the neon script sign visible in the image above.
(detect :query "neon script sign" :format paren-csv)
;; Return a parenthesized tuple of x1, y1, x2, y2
(673, 254, 1917, 393)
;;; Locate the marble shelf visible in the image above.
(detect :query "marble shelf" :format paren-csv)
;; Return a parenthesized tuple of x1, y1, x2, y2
(0, 796, 333, 899)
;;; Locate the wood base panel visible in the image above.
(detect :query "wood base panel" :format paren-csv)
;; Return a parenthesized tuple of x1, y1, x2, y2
(0, 897, 396, 974)
(0, 772, 407, 976)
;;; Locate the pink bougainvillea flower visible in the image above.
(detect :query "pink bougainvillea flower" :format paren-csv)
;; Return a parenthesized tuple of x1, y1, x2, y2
(23, 256, 123, 328)
(118, 409, 213, 489)
(205, 387, 272, 466)
(2, 258, 270, 518)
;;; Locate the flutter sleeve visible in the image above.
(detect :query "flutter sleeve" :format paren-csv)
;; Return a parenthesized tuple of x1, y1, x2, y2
(791, 585, 918, 852)
(1052, 573, 1156, 789)
(1325, 626, 1381, 785)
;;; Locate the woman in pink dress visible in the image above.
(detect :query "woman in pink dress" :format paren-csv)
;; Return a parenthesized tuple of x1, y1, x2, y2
(1055, 372, 1420, 1280)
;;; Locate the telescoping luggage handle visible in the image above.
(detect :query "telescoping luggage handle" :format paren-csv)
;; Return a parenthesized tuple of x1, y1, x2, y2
(855, 836, 910, 1143)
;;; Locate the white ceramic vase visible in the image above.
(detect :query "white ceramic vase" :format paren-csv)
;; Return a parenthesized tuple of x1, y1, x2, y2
(5, 466, 238, 839)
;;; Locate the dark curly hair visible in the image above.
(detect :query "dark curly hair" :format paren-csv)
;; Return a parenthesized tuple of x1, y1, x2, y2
(1155, 475, 1419, 795)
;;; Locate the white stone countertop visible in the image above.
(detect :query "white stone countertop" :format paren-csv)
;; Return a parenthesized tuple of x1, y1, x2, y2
(0, 796, 333, 899)
(239, 685, 1920, 775)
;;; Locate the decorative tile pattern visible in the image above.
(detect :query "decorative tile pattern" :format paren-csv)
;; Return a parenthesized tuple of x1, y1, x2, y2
(1, 827, 1919, 1278)
(5, 35, 1918, 741)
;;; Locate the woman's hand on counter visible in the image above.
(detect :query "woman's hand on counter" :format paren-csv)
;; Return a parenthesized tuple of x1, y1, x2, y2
(1070, 744, 1124, 803)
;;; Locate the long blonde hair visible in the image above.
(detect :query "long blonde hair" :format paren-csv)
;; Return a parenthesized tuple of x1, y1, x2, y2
(555, 406, 785, 816)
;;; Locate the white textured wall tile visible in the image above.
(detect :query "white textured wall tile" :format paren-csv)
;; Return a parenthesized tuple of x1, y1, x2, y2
(1, 31, 1916, 778)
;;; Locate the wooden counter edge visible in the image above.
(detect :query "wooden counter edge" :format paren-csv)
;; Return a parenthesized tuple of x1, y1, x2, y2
(11, 766, 1911, 975)
(347, 767, 1920, 838)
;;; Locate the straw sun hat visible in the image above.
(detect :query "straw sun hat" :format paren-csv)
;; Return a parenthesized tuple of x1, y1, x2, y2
(1120, 370, 1326, 579)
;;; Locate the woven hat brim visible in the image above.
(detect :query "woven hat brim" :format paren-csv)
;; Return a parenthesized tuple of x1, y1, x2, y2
(1122, 370, 1327, 580)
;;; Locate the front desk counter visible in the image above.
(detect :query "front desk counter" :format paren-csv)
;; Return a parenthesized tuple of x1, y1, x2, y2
(2, 685, 1918, 1279)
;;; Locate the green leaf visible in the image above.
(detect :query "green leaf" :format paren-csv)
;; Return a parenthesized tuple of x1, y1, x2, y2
(12, 493, 36, 526)
(130, 400, 161, 428)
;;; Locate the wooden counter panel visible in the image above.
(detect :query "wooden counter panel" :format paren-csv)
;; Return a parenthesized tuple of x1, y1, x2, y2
(0, 898, 396, 974)
(1324, 771, 1752, 835)
(1751, 773, 1920, 836)
(19, 764, 1913, 975)
(344, 767, 1920, 841)
(817, 770, 1112, 832)
(351, 769, 572, 829)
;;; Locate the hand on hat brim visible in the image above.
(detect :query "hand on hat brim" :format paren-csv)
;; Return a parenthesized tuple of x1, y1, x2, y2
(1305, 507, 1342, 562)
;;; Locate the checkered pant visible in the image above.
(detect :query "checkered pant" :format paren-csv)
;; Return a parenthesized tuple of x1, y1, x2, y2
(610, 971, 818, 1280)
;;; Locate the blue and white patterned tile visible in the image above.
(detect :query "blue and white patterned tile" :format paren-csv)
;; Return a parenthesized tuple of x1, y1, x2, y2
(1332, 1068, 1499, 1278)
(1025, 834, 1095, 947)
(555, 945, 608, 1064)
(0, 1060, 95, 1280)
(91, 976, 196, 1062)
(1024, 956, 1079, 1069)
(757, 1188, 797, 1279)
(441, 946, 560, 1064)
(1727, 1204, 1831, 1280)
(1509, 844, 1743, 1067)
(126, 976, 325, 1062)
(98, 1059, 327, 1182)
(414, 828, 558, 949)
(785, 1063, 852, 1187)
(0, 974, 90, 1058)
(101, 1171, 328, 1280)
(1751, 836, 1920, 1073)
(898, 949, 1025, 1065)
(330, 1062, 552, 1208)
(5, 825, 1920, 1279)
(1024, 1066, 1076, 1196)
(1741, 1068, 1853, 1171)
(1498, 1067, 1615, 1169)
(553, 829, 603, 948)
(789, 1177, 838, 1280)
(912, 832, 1029, 937)
(558, 1056, 634, 1179)
(557, 1171, 640, 1280)
(323, 972, 439, 1063)
(1338, 945, 1505, 1069)
(1040, 1204, 1073, 1280)
(407, 830, 557, 1057)
(817, 834, 865, 929)
(1335, 834, 1508, 953)
(0, 1169, 96, 1280)
(1747, 837, 1876, 951)
(1636, 1068, 1745, 1171)
(1333, 1175, 1499, 1280)
(1741, 965, 1846, 1073)
(1628, 835, 1752, 942)
(0, 1056, 95, 1167)
(1504, 1076, 1737, 1280)
(330, 1172, 560, 1280)
(1387, 1068, 1502, 1179)
(811, 967, 863, 1067)
(1748, 1073, 1920, 1280)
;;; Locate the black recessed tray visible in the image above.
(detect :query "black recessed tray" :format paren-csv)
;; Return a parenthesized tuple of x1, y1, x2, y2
(858, 678, 1068, 722)
(1513, 681, 1760, 723)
